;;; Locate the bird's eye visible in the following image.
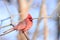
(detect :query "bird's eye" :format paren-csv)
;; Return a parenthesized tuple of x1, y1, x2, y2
(28, 14, 33, 22)
(29, 17, 33, 22)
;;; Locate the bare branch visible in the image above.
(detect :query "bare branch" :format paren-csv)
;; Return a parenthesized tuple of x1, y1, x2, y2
(0, 24, 11, 29)
(32, 0, 48, 40)
(50, 2, 60, 17)
(0, 28, 14, 36)
(17, 0, 30, 40)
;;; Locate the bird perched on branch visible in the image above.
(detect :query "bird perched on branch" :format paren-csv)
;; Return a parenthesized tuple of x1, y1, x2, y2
(14, 14, 33, 32)
(0, 1, 33, 39)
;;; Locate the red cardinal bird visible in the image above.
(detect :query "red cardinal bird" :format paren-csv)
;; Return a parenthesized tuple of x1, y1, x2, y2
(14, 14, 33, 32)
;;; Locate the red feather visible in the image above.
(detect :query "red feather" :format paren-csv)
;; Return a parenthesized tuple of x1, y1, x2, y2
(14, 14, 33, 31)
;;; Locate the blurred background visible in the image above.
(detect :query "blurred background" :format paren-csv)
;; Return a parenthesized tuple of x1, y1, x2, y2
(0, 0, 60, 40)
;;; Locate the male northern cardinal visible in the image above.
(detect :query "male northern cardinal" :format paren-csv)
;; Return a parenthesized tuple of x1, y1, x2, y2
(0, 14, 33, 37)
(14, 14, 33, 32)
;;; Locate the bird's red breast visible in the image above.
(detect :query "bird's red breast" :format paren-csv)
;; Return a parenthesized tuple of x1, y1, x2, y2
(14, 14, 33, 31)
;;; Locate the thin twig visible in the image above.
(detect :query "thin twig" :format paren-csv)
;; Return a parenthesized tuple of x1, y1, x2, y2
(0, 28, 14, 36)
(50, 2, 60, 17)
(22, 31, 29, 40)
(0, 24, 11, 29)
